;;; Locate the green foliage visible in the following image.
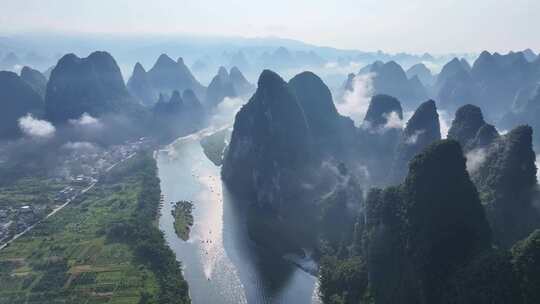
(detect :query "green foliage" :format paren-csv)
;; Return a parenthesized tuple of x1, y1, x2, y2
(443, 250, 522, 304)
(512, 229, 540, 304)
(31, 258, 70, 292)
(473, 125, 540, 248)
(319, 140, 498, 304)
(403, 140, 491, 302)
(111, 154, 191, 304)
(319, 255, 368, 304)
(172, 201, 194, 241)
(0, 152, 190, 304)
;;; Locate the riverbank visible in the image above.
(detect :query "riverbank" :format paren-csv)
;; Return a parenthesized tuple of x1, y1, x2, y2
(156, 128, 321, 304)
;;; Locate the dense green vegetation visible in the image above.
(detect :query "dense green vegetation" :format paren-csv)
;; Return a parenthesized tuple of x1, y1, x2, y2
(318, 140, 540, 304)
(172, 201, 194, 241)
(0, 152, 190, 304)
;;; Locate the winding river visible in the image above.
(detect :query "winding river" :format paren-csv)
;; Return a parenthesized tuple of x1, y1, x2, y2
(157, 128, 320, 304)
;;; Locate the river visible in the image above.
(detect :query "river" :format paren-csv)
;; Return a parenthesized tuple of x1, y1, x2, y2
(157, 128, 320, 304)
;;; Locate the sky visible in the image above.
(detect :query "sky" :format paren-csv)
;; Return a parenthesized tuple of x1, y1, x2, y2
(0, 0, 539, 53)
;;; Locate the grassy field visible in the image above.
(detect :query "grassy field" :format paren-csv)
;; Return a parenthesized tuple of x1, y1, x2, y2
(0, 153, 190, 304)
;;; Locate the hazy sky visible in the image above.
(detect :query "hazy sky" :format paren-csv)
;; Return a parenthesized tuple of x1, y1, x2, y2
(1, 0, 538, 53)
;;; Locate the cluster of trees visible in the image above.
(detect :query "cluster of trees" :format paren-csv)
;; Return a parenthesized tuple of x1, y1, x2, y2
(105, 153, 190, 304)
(318, 139, 540, 304)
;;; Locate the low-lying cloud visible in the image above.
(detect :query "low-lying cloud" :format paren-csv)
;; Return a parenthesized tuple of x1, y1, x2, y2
(210, 97, 246, 128)
(437, 109, 451, 139)
(18, 114, 56, 138)
(406, 129, 425, 145)
(336, 73, 374, 126)
(466, 148, 487, 174)
(383, 111, 405, 130)
(69, 112, 102, 128)
(62, 141, 98, 150)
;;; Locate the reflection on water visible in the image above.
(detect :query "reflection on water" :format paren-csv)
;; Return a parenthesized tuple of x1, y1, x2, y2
(157, 130, 320, 304)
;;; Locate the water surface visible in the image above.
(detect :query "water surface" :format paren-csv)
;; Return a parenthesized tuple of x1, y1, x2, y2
(157, 129, 320, 304)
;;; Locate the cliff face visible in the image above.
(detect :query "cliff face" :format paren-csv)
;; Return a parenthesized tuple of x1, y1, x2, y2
(288, 71, 355, 158)
(222, 70, 312, 209)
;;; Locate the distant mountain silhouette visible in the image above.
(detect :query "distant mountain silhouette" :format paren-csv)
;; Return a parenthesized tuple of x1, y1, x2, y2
(146, 54, 206, 101)
(229, 66, 255, 96)
(127, 62, 155, 106)
(436, 51, 540, 120)
(358, 61, 428, 109)
(152, 89, 206, 141)
(20, 66, 47, 98)
(406, 63, 435, 86)
(205, 67, 237, 108)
